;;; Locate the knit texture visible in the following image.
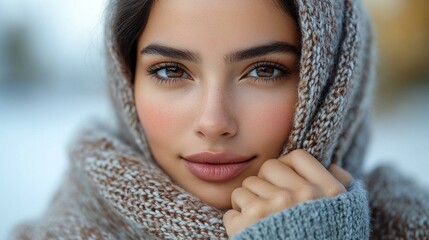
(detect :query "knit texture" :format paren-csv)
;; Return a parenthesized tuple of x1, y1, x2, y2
(366, 165, 429, 239)
(10, 0, 429, 239)
(233, 181, 370, 240)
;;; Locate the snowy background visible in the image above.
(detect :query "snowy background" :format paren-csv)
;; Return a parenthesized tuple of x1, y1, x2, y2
(1, 0, 428, 238)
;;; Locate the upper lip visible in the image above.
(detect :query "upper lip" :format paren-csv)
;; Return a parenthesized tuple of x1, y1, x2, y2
(182, 151, 254, 164)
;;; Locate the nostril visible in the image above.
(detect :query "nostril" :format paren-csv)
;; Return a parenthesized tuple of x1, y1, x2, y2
(196, 130, 233, 139)
(197, 131, 205, 138)
(194, 111, 238, 139)
(221, 132, 230, 137)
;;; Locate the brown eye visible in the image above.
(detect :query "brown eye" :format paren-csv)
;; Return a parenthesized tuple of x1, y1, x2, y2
(255, 66, 275, 77)
(242, 62, 292, 85)
(157, 66, 191, 79)
(247, 65, 284, 78)
(164, 67, 185, 78)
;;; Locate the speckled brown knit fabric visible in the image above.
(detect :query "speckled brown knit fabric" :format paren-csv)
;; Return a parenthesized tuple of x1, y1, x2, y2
(366, 166, 429, 239)
(10, 0, 429, 239)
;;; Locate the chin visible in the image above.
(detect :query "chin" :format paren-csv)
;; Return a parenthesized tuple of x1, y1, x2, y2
(199, 189, 233, 210)
(185, 180, 238, 210)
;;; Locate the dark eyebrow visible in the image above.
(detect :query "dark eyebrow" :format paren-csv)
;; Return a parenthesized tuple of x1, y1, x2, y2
(141, 44, 202, 63)
(141, 41, 300, 63)
(225, 41, 300, 63)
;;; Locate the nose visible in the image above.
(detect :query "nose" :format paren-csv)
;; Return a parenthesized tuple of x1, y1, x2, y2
(194, 89, 238, 140)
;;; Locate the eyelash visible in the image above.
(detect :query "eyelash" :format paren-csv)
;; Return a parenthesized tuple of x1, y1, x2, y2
(146, 62, 190, 86)
(246, 61, 291, 84)
(145, 61, 291, 86)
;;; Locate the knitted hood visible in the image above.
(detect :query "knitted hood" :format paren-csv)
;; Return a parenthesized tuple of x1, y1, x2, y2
(106, 0, 375, 177)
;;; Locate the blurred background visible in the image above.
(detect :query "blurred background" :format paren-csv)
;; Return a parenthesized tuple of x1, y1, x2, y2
(0, 0, 428, 237)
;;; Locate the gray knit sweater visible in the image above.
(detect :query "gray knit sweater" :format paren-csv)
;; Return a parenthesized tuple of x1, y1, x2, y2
(233, 181, 369, 239)
(10, 0, 429, 239)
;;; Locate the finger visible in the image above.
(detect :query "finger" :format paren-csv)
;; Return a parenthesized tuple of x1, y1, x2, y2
(242, 176, 281, 199)
(223, 209, 241, 237)
(223, 209, 240, 226)
(231, 187, 259, 212)
(224, 209, 259, 238)
(257, 159, 308, 191)
(328, 164, 353, 188)
(280, 149, 344, 197)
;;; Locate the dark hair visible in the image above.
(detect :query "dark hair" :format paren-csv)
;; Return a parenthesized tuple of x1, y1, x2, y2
(109, 0, 299, 79)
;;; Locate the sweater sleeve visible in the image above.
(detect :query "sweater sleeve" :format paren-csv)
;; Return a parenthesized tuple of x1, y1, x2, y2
(232, 180, 370, 240)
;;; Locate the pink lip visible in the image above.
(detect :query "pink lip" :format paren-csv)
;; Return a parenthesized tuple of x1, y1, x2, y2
(182, 152, 255, 182)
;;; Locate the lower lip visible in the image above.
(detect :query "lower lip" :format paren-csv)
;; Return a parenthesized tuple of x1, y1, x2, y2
(183, 159, 252, 182)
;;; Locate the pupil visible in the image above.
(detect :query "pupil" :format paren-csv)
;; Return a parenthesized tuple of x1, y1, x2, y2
(257, 67, 274, 77)
(166, 67, 183, 77)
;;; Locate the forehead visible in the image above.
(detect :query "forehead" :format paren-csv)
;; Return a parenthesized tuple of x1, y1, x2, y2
(139, 0, 300, 51)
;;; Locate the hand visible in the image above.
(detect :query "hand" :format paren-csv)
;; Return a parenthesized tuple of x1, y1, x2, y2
(223, 149, 353, 237)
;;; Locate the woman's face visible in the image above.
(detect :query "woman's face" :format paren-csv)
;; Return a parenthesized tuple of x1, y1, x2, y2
(135, 0, 300, 210)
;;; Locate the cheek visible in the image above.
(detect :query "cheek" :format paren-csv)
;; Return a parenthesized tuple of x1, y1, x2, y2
(259, 103, 294, 139)
(135, 88, 185, 148)
(137, 102, 173, 141)
(241, 93, 296, 156)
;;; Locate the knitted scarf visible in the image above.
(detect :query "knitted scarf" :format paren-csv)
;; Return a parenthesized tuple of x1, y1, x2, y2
(11, 0, 429, 239)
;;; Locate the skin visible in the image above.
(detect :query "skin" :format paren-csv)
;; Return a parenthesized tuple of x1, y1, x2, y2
(134, 0, 352, 237)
